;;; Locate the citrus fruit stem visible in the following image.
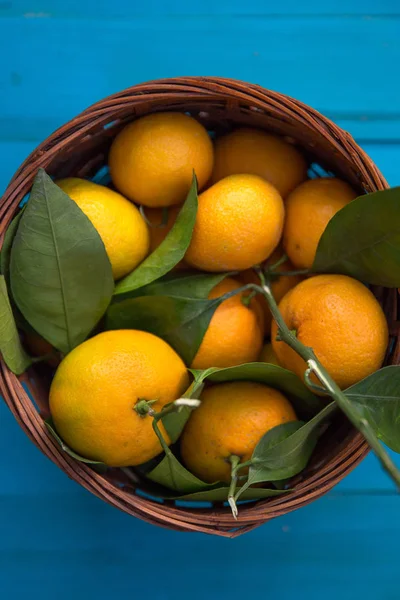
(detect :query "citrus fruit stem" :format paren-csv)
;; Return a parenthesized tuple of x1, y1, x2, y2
(174, 398, 202, 409)
(266, 268, 310, 277)
(149, 399, 203, 461)
(304, 367, 328, 395)
(276, 328, 297, 342)
(241, 290, 257, 307)
(266, 253, 289, 272)
(140, 205, 169, 228)
(252, 269, 400, 491)
(228, 455, 241, 520)
(152, 418, 170, 455)
(235, 459, 253, 471)
(134, 399, 158, 417)
(153, 398, 202, 420)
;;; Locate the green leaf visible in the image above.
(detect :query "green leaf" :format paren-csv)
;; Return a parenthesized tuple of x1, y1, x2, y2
(106, 294, 226, 365)
(345, 366, 400, 452)
(114, 175, 198, 295)
(10, 169, 114, 354)
(147, 451, 215, 493)
(145, 449, 289, 500)
(148, 372, 333, 500)
(0, 275, 31, 374)
(197, 362, 325, 419)
(236, 401, 337, 499)
(175, 486, 288, 502)
(115, 271, 228, 301)
(0, 209, 24, 279)
(313, 187, 400, 286)
(0, 209, 37, 336)
(45, 419, 107, 471)
(162, 378, 204, 443)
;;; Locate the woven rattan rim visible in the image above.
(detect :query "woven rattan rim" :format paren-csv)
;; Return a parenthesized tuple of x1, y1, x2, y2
(0, 77, 391, 537)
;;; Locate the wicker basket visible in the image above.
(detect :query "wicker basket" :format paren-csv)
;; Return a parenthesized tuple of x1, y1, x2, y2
(0, 77, 395, 538)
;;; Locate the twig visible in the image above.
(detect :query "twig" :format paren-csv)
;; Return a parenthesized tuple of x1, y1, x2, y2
(251, 270, 400, 489)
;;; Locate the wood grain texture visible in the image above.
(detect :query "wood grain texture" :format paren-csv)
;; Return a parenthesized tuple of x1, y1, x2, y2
(1, 492, 400, 600)
(0, 14, 399, 135)
(2, 0, 400, 17)
(1, 395, 399, 599)
(0, 0, 399, 594)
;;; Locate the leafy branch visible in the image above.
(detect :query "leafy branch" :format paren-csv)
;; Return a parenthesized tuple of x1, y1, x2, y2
(252, 270, 400, 490)
(135, 398, 201, 491)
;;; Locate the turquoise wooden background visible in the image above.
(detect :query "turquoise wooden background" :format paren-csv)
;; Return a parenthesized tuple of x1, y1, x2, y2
(1, 2, 399, 598)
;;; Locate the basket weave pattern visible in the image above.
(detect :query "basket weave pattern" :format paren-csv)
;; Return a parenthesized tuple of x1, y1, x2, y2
(0, 77, 395, 537)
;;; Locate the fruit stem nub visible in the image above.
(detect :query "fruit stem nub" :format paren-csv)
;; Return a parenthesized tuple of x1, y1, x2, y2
(134, 399, 157, 417)
(241, 290, 257, 307)
(227, 455, 241, 520)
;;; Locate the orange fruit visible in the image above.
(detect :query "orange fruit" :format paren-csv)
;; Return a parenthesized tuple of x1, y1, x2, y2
(144, 205, 188, 270)
(180, 381, 297, 483)
(283, 177, 357, 269)
(259, 342, 280, 366)
(240, 249, 303, 335)
(191, 277, 264, 370)
(56, 178, 149, 280)
(109, 112, 214, 207)
(211, 128, 308, 197)
(271, 275, 388, 389)
(49, 330, 189, 467)
(185, 174, 284, 272)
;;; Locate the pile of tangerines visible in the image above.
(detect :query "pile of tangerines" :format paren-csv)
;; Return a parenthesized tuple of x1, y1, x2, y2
(26, 113, 387, 489)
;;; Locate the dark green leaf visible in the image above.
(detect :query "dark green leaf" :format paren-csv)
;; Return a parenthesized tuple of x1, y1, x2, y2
(0, 209, 37, 336)
(175, 486, 288, 502)
(145, 452, 289, 500)
(106, 295, 225, 364)
(197, 362, 325, 418)
(115, 271, 228, 301)
(162, 378, 204, 443)
(313, 187, 400, 286)
(45, 418, 107, 471)
(0, 209, 24, 279)
(237, 401, 337, 499)
(345, 366, 400, 452)
(10, 169, 114, 354)
(114, 175, 198, 295)
(147, 451, 215, 493)
(0, 275, 31, 374)
(247, 421, 306, 480)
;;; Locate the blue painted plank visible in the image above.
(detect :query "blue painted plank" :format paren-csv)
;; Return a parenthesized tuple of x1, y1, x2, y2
(1, 2, 400, 593)
(0, 381, 398, 598)
(1, 488, 399, 600)
(1, 383, 400, 588)
(0, 15, 399, 132)
(3, 116, 400, 151)
(3, 0, 400, 17)
(360, 144, 400, 186)
(3, 114, 400, 145)
(0, 141, 36, 190)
